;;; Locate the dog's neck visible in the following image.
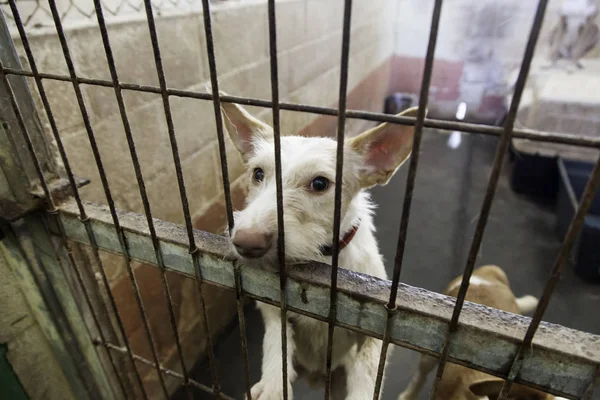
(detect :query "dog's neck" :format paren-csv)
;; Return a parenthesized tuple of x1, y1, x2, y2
(321, 191, 387, 279)
(320, 193, 368, 256)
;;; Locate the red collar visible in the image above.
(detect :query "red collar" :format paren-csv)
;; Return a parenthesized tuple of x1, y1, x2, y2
(320, 223, 360, 256)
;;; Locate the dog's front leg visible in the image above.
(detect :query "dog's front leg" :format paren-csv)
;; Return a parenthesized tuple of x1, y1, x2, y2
(251, 303, 296, 400)
(343, 337, 383, 400)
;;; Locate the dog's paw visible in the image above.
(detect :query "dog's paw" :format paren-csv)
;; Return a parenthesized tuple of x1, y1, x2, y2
(247, 380, 292, 400)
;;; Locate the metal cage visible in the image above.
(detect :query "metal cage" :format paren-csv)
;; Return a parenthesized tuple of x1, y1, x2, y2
(0, 0, 599, 399)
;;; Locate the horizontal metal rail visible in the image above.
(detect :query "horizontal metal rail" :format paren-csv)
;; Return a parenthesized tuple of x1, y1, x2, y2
(54, 198, 600, 400)
(3, 66, 600, 149)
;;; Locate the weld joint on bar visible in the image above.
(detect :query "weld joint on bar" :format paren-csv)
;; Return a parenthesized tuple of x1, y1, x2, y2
(507, 357, 524, 382)
(384, 303, 399, 315)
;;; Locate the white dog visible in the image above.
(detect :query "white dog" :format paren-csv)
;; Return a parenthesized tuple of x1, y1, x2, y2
(222, 101, 421, 400)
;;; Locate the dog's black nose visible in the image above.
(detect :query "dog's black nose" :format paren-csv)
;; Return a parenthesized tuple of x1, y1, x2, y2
(232, 229, 273, 258)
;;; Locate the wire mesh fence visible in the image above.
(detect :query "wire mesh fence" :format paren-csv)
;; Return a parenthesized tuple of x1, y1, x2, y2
(0, 0, 599, 399)
(0, 0, 231, 29)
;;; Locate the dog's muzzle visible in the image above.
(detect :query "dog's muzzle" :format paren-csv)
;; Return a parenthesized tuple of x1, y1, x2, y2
(232, 228, 274, 258)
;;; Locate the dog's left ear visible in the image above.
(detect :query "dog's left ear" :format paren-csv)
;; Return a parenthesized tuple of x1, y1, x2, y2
(221, 100, 273, 161)
(347, 107, 423, 188)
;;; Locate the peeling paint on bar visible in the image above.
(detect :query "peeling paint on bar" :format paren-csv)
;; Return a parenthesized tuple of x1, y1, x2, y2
(56, 199, 600, 399)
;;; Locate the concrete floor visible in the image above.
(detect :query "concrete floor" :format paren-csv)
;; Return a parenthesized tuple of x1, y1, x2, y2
(177, 130, 600, 400)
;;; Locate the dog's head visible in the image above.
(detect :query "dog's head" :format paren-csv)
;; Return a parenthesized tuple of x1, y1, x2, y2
(222, 101, 421, 264)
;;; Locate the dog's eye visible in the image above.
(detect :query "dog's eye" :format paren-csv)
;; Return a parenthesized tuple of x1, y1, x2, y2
(253, 168, 265, 182)
(310, 176, 330, 192)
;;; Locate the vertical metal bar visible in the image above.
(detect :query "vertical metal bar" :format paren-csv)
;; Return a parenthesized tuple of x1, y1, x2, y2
(108, 0, 208, 395)
(0, 15, 57, 202)
(428, 1, 549, 398)
(41, 0, 194, 395)
(45, 0, 171, 396)
(52, 218, 129, 399)
(6, 2, 147, 398)
(199, 0, 252, 397)
(0, 76, 49, 204)
(0, 7, 130, 397)
(267, 0, 288, 398)
(372, 1, 444, 398)
(496, 154, 600, 400)
(0, 56, 121, 400)
(92, 0, 222, 396)
(324, 1, 353, 398)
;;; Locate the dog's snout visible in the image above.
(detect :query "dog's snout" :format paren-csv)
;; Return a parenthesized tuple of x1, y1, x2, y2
(232, 229, 273, 258)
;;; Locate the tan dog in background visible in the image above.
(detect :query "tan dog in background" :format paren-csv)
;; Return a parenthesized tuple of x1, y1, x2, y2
(398, 265, 568, 400)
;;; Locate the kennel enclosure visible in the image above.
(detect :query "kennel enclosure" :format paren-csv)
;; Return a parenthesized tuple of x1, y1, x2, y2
(0, 0, 599, 399)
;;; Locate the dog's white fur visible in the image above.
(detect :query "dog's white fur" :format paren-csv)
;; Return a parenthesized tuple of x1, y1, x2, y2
(398, 265, 567, 400)
(222, 100, 421, 400)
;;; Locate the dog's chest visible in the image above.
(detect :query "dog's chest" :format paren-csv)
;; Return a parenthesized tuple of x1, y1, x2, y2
(288, 312, 358, 374)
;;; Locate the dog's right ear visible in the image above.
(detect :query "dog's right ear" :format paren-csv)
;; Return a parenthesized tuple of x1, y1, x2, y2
(221, 100, 273, 161)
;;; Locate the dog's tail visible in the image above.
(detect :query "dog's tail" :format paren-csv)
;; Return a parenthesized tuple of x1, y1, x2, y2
(516, 295, 539, 315)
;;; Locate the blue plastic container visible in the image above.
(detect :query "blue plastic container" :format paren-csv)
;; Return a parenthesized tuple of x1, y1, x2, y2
(510, 143, 559, 201)
(384, 93, 416, 115)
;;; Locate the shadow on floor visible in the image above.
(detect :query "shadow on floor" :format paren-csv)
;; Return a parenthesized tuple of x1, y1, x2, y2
(175, 130, 600, 400)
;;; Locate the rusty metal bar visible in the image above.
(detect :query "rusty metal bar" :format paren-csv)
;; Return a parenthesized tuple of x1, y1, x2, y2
(0, 6, 134, 397)
(0, 53, 123, 400)
(3, 67, 599, 149)
(324, 1, 353, 398)
(92, 0, 223, 396)
(55, 198, 600, 399)
(266, 0, 289, 398)
(96, 340, 236, 400)
(428, 1, 550, 398)
(92, 0, 222, 395)
(372, 0, 444, 398)
(199, 0, 252, 397)
(496, 154, 600, 400)
(44, 0, 172, 396)
(0, 77, 49, 205)
(132, 0, 214, 394)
